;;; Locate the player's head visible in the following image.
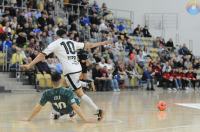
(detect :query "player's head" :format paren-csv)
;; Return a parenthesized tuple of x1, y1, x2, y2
(56, 29, 67, 38)
(51, 72, 62, 88)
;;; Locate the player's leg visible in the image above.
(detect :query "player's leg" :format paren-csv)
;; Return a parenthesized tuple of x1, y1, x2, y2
(65, 72, 104, 120)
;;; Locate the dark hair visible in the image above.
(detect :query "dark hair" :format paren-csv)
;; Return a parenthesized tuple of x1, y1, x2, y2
(51, 72, 61, 82)
(56, 29, 67, 37)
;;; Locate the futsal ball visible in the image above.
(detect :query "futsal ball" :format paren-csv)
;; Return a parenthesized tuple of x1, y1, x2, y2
(157, 101, 167, 111)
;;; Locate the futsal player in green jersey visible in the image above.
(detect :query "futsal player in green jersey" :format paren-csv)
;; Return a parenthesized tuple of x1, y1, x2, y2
(23, 72, 98, 123)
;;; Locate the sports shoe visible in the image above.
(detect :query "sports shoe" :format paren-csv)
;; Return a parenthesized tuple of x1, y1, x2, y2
(50, 112, 60, 120)
(95, 109, 104, 121)
(50, 109, 61, 120)
(69, 111, 76, 118)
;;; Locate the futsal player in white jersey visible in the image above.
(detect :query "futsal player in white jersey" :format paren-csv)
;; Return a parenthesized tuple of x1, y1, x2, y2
(21, 29, 112, 120)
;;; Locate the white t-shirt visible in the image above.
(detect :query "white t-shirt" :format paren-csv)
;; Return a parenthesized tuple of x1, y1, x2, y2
(42, 38, 85, 74)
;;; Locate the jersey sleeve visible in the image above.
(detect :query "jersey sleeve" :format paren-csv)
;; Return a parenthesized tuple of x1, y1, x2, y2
(73, 41, 85, 50)
(42, 39, 60, 55)
(39, 91, 48, 106)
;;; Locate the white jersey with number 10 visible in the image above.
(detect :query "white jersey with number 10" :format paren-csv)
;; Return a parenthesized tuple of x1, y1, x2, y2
(42, 38, 85, 74)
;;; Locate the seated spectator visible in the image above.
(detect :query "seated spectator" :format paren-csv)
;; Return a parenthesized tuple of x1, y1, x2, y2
(69, 21, 78, 31)
(90, 24, 98, 39)
(80, 15, 90, 26)
(99, 19, 108, 32)
(162, 61, 172, 73)
(143, 66, 155, 91)
(133, 25, 141, 36)
(106, 59, 114, 71)
(100, 66, 112, 91)
(186, 69, 196, 89)
(195, 68, 200, 88)
(10, 49, 26, 71)
(108, 69, 120, 92)
(136, 50, 145, 68)
(98, 58, 107, 68)
(101, 2, 110, 17)
(142, 25, 151, 37)
(166, 38, 174, 48)
(117, 22, 125, 32)
(117, 63, 127, 88)
(91, 1, 100, 14)
(92, 64, 111, 91)
(162, 70, 173, 90)
(15, 32, 27, 48)
(178, 44, 191, 55)
(90, 13, 100, 25)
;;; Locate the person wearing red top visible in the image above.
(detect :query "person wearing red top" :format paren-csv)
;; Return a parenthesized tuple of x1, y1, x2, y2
(162, 71, 174, 90)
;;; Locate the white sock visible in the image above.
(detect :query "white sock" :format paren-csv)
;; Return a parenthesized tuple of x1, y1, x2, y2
(81, 94, 99, 112)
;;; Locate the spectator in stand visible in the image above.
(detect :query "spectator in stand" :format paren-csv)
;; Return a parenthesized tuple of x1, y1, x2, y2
(125, 38, 134, 53)
(90, 24, 98, 39)
(175, 68, 183, 90)
(17, 11, 27, 27)
(142, 25, 151, 37)
(90, 13, 100, 25)
(117, 22, 125, 32)
(10, 48, 25, 67)
(101, 2, 110, 17)
(179, 44, 191, 55)
(143, 66, 155, 91)
(162, 69, 174, 90)
(191, 69, 197, 89)
(162, 61, 172, 73)
(98, 58, 107, 68)
(133, 25, 140, 36)
(37, 11, 48, 30)
(15, 32, 27, 48)
(166, 38, 174, 48)
(91, 1, 100, 14)
(80, 14, 90, 26)
(46, 14, 55, 26)
(99, 19, 108, 32)
(108, 68, 120, 92)
(195, 68, 200, 88)
(136, 50, 145, 68)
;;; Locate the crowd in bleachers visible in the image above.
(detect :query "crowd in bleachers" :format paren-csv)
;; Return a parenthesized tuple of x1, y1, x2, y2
(0, 0, 200, 92)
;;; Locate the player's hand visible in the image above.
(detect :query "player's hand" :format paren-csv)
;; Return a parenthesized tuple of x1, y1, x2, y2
(20, 64, 31, 70)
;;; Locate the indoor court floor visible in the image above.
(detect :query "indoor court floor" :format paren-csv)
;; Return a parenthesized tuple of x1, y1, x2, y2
(1, 89, 200, 132)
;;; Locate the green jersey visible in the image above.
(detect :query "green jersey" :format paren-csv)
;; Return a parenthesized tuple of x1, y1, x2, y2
(39, 87, 80, 114)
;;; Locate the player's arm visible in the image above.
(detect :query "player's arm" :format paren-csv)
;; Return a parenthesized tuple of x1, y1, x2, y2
(71, 103, 97, 123)
(23, 104, 43, 121)
(21, 39, 59, 70)
(84, 41, 112, 50)
(21, 53, 46, 70)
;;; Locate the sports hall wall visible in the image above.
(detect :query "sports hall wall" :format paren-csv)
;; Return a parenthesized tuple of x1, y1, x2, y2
(92, 0, 200, 56)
